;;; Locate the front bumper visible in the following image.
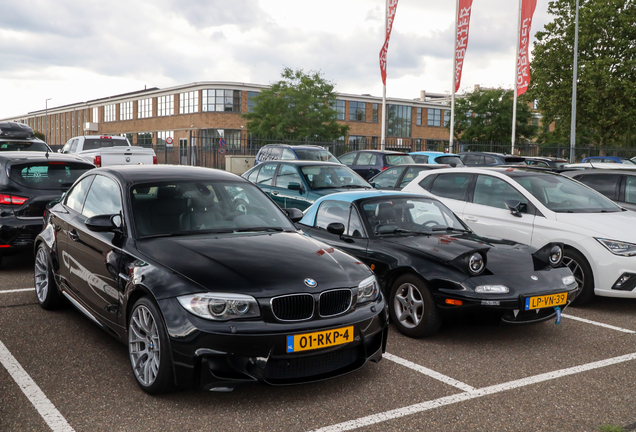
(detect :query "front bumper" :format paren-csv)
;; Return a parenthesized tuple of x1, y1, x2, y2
(158, 295, 388, 391)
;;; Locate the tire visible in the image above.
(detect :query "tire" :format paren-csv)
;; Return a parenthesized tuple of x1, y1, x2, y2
(389, 274, 441, 338)
(34, 243, 62, 310)
(564, 248, 594, 305)
(128, 297, 174, 395)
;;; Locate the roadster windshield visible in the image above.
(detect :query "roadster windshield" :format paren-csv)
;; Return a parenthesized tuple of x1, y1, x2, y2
(361, 197, 467, 235)
(131, 180, 295, 238)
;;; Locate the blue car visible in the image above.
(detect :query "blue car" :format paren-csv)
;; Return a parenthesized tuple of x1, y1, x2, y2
(580, 156, 636, 165)
(409, 151, 464, 166)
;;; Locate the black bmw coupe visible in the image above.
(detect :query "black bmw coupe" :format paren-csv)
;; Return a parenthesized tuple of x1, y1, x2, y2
(298, 191, 579, 338)
(34, 165, 387, 394)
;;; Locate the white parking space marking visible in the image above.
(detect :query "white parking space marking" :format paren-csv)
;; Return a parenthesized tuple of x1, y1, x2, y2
(0, 288, 35, 294)
(311, 352, 636, 432)
(0, 340, 75, 432)
(563, 313, 636, 334)
(384, 353, 475, 391)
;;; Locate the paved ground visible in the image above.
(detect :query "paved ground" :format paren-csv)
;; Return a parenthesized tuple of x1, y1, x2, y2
(1, 251, 636, 432)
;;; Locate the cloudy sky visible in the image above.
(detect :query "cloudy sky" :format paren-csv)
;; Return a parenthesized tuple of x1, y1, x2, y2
(0, 0, 555, 120)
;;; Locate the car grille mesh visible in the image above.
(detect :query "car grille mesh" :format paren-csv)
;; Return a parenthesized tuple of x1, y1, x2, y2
(319, 289, 352, 317)
(271, 294, 314, 321)
(264, 346, 358, 380)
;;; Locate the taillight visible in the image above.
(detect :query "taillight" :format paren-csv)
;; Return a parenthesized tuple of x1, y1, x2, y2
(153, 156, 157, 165)
(382, 167, 388, 171)
(0, 194, 28, 205)
(94, 155, 101, 167)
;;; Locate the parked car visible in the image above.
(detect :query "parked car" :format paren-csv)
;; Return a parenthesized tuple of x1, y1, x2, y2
(563, 162, 636, 171)
(368, 164, 450, 190)
(0, 152, 94, 267)
(562, 169, 636, 211)
(60, 135, 156, 167)
(0, 121, 51, 152)
(254, 144, 339, 165)
(409, 151, 464, 166)
(298, 191, 578, 337)
(581, 156, 636, 165)
(524, 157, 569, 169)
(459, 152, 525, 166)
(34, 165, 387, 394)
(338, 150, 415, 181)
(242, 161, 371, 211)
(403, 167, 636, 304)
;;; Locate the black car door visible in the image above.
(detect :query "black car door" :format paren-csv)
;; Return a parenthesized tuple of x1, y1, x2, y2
(66, 174, 125, 324)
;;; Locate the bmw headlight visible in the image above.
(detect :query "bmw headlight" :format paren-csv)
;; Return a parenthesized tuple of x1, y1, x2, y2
(178, 293, 260, 321)
(357, 275, 379, 304)
(475, 285, 509, 294)
(596, 238, 636, 256)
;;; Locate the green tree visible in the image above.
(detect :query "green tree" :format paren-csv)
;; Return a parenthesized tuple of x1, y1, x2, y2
(33, 130, 46, 141)
(450, 87, 537, 143)
(528, 0, 636, 147)
(242, 67, 349, 141)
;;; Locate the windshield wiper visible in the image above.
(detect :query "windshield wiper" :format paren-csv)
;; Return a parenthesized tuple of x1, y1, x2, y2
(232, 227, 287, 233)
(338, 184, 370, 189)
(139, 229, 234, 238)
(431, 227, 472, 233)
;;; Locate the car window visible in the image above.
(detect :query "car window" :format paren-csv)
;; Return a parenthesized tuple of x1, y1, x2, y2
(369, 154, 379, 166)
(246, 166, 260, 183)
(412, 155, 428, 163)
(268, 147, 283, 160)
(429, 173, 471, 201)
(385, 155, 415, 165)
(70, 139, 79, 153)
(483, 155, 497, 165)
(316, 201, 350, 229)
(0, 140, 49, 152)
(574, 174, 620, 200)
(435, 155, 463, 166)
(400, 167, 429, 188)
(338, 152, 357, 165)
(293, 149, 338, 163)
(301, 165, 368, 189)
(625, 176, 636, 204)
(462, 154, 482, 166)
(61, 140, 73, 154)
(82, 175, 123, 218)
(281, 149, 296, 160)
(275, 164, 302, 189)
(82, 138, 128, 150)
(473, 175, 527, 210)
(256, 164, 276, 186)
(356, 153, 373, 165)
(347, 207, 366, 238)
(65, 175, 94, 213)
(373, 167, 404, 188)
(9, 161, 92, 190)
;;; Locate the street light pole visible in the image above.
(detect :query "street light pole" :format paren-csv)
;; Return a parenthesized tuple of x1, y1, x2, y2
(569, 0, 580, 163)
(45, 98, 52, 145)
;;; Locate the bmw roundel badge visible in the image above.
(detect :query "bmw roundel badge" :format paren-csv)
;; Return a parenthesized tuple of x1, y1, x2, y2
(304, 278, 317, 287)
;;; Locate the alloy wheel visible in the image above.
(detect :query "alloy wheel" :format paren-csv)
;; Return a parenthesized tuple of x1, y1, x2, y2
(393, 283, 424, 329)
(129, 305, 161, 386)
(34, 246, 49, 303)
(563, 256, 584, 290)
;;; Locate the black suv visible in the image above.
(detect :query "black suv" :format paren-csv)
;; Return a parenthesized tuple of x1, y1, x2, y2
(338, 150, 415, 181)
(459, 152, 525, 166)
(0, 152, 94, 266)
(0, 122, 51, 152)
(254, 144, 339, 165)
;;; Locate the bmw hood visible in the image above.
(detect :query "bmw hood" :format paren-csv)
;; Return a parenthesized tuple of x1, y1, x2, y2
(136, 231, 372, 296)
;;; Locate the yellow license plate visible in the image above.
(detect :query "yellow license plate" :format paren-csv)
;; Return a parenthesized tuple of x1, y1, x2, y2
(524, 292, 567, 310)
(286, 326, 354, 353)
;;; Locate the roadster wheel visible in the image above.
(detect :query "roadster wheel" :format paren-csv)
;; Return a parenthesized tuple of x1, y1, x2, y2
(34, 244, 62, 310)
(128, 297, 174, 394)
(389, 274, 441, 338)
(563, 249, 594, 305)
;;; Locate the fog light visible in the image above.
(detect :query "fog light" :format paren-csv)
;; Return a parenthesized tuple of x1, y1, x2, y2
(562, 275, 576, 286)
(612, 273, 636, 291)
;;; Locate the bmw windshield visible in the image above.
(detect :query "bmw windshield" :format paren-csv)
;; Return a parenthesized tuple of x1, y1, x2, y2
(512, 173, 622, 213)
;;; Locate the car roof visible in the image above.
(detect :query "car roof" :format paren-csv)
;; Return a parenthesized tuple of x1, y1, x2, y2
(415, 166, 562, 178)
(253, 160, 343, 167)
(260, 144, 327, 150)
(345, 150, 410, 155)
(83, 135, 128, 139)
(0, 152, 92, 164)
(89, 164, 244, 185)
(562, 169, 636, 176)
(409, 151, 460, 157)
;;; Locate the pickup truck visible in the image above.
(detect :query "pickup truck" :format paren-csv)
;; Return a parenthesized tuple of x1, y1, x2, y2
(60, 135, 156, 167)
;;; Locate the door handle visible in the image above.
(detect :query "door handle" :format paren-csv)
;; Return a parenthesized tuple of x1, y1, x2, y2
(464, 216, 478, 222)
(271, 191, 280, 196)
(69, 230, 79, 242)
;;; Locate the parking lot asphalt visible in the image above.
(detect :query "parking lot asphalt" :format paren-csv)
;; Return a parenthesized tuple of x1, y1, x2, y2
(1, 252, 636, 432)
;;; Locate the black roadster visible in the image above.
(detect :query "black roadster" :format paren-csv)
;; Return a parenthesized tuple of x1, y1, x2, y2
(34, 166, 387, 394)
(298, 191, 579, 337)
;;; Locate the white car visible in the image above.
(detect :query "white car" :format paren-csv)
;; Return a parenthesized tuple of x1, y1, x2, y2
(403, 167, 636, 303)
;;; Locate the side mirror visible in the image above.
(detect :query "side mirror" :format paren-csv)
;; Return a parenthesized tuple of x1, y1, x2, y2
(327, 222, 345, 236)
(85, 214, 123, 232)
(284, 208, 303, 222)
(368, 182, 377, 188)
(287, 182, 301, 191)
(57, 149, 61, 153)
(505, 200, 523, 217)
(449, 163, 457, 167)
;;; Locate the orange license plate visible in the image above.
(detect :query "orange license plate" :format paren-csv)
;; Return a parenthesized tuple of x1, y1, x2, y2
(524, 293, 567, 310)
(286, 326, 353, 353)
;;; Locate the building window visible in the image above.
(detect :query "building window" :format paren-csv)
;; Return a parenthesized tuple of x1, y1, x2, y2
(92, 107, 98, 123)
(179, 91, 199, 114)
(121, 133, 133, 144)
(202, 89, 241, 112)
(201, 129, 241, 150)
(386, 104, 412, 137)
(104, 104, 116, 122)
(428, 109, 441, 127)
(373, 103, 379, 123)
(247, 91, 259, 112)
(348, 135, 367, 149)
(158, 95, 174, 117)
(156, 131, 174, 150)
(416, 108, 422, 126)
(444, 110, 450, 127)
(349, 102, 366, 122)
(332, 100, 345, 120)
(120, 101, 133, 121)
(137, 132, 153, 148)
(138, 98, 152, 119)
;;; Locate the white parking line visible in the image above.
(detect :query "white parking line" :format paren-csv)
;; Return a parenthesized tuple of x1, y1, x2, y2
(563, 313, 636, 334)
(384, 353, 475, 392)
(0, 340, 75, 432)
(311, 352, 636, 432)
(0, 288, 35, 294)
